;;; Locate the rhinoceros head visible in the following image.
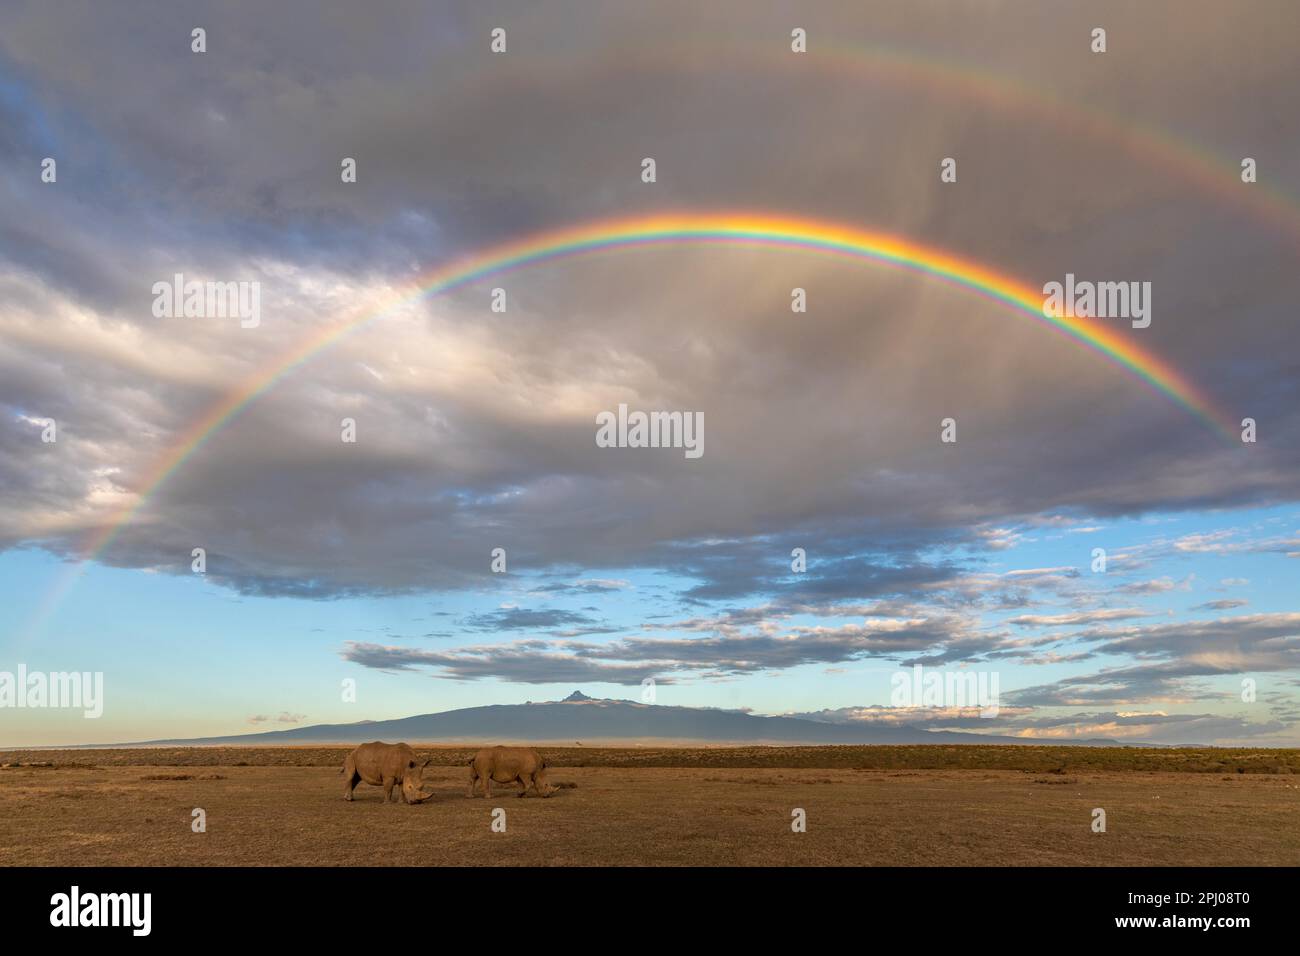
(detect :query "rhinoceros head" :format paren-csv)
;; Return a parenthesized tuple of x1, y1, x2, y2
(401, 756, 432, 804)
(535, 758, 557, 797)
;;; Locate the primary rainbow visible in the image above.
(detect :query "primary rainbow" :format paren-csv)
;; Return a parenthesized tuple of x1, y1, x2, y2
(89, 211, 1238, 557)
(24, 211, 1234, 641)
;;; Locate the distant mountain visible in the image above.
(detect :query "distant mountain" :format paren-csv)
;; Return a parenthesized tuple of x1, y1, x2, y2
(107, 692, 1120, 747)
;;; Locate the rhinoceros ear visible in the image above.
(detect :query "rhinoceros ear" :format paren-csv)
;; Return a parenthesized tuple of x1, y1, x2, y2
(408, 760, 416, 769)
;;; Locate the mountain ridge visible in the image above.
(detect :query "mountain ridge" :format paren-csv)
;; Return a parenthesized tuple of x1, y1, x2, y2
(95, 692, 1121, 747)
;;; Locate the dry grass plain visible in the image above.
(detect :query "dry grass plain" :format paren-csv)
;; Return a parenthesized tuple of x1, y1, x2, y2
(2, 745, 1298, 866)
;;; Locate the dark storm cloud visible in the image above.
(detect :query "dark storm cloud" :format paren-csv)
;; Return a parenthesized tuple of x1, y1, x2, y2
(0, 0, 1297, 704)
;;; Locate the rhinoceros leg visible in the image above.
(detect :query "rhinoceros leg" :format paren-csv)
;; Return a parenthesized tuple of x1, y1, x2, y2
(482, 774, 492, 800)
(383, 776, 397, 803)
(515, 776, 528, 797)
(467, 770, 478, 798)
(343, 757, 359, 801)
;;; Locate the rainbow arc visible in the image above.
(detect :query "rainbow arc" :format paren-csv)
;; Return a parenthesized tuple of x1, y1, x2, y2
(21, 212, 1236, 642)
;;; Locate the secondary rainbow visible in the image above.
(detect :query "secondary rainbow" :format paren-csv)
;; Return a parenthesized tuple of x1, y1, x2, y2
(480, 40, 1300, 247)
(23, 212, 1234, 642)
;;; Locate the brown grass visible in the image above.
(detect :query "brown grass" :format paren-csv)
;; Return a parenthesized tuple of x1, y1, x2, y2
(2, 746, 1299, 866)
(5, 743, 1298, 773)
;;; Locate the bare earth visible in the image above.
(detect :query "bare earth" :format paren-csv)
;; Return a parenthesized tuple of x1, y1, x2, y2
(2, 746, 1298, 866)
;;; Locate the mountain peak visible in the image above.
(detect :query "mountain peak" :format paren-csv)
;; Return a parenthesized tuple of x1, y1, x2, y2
(562, 690, 594, 702)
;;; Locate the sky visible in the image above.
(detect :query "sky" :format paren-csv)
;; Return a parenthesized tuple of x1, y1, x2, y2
(1, 1, 1298, 747)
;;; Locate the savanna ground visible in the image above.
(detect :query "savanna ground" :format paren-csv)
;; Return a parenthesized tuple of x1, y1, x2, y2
(2, 745, 1298, 866)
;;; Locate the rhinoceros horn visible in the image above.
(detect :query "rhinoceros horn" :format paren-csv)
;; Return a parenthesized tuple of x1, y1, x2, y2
(401, 775, 432, 804)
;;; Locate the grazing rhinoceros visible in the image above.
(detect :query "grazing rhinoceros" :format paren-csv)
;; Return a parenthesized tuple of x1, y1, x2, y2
(342, 742, 431, 803)
(468, 746, 555, 798)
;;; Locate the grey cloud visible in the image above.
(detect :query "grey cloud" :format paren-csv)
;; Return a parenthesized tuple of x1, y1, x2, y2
(1006, 613, 1300, 707)
(2, 2, 1299, 601)
(341, 607, 982, 683)
(341, 640, 665, 685)
(532, 579, 630, 595)
(1007, 608, 1151, 628)
(461, 608, 602, 632)
(1193, 599, 1249, 611)
(774, 704, 1290, 744)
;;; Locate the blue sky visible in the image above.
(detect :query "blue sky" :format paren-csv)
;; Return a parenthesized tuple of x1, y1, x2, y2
(4, 503, 1297, 745)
